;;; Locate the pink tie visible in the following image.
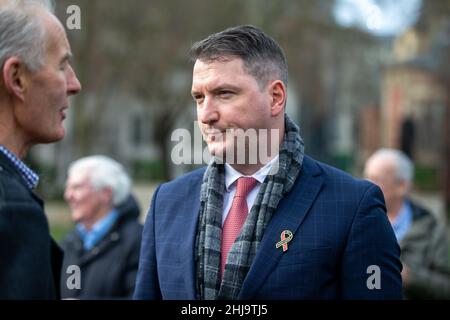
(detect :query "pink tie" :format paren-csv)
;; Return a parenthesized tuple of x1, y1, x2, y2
(221, 177, 258, 276)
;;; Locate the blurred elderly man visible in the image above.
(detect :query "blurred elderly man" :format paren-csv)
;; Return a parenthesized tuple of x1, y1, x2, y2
(364, 148, 450, 299)
(0, 0, 80, 299)
(61, 156, 142, 299)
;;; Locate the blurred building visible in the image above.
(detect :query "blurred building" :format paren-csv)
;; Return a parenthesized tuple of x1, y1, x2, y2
(358, 11, 450, 213)
(383, 24, 448, 163)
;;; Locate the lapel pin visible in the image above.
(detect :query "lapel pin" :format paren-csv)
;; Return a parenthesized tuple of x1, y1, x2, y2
(276, 230, 293, 252)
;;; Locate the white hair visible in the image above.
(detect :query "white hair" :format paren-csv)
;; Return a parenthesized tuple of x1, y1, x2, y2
(0, 0, 55, 72)
(368, 148, 414, 184)
(68, 155, 132, 206)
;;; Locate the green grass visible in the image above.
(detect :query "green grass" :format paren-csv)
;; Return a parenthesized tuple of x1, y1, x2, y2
(50, 223, 74, 244)
(414, 165, 440, 191)
(132, 160, 165, 182)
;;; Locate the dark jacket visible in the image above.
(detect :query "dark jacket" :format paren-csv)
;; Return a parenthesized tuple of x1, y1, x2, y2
(0, 152, 63, 299)
(60, 195, 143, 299)
(400, 200, 450, 299)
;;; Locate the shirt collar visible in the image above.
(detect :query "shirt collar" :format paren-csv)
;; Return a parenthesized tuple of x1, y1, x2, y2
(391, 200, 413, 242)
(76, 209, 120, 251)
(0, 145, 39, 190)
(224, 155, 279, 191)
(77, 209, 119, 234)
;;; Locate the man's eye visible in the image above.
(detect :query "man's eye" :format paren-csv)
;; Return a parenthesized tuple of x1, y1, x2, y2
(193, 95, 203, 102)
(218, 91, 233, 98)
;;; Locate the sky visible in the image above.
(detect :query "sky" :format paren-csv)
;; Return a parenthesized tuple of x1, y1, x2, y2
(333, 0, 423, 37)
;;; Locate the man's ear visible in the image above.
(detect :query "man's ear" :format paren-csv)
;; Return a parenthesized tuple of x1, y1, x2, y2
(397, 179, 410, 198)
(268, 80, 286, 117)
(2, 57, 28, 101)
(101, 187, 114, 206)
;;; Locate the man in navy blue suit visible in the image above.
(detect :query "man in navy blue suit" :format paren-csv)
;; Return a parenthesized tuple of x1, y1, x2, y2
(134, 25, 402, 300)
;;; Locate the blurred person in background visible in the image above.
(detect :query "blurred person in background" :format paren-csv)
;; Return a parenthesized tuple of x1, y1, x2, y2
(0, 0, 81, 299)
(364, 148, 450, 299)
(61, 155, 142, 299)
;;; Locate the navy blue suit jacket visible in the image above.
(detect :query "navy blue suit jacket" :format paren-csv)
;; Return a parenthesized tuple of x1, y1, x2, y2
(134, 156, 402, 299)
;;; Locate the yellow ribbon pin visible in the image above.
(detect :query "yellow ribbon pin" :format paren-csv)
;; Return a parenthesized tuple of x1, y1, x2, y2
(276, 230, 293, 252)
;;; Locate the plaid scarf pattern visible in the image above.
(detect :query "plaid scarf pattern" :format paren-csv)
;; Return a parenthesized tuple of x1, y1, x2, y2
(195, 115, 305, 299)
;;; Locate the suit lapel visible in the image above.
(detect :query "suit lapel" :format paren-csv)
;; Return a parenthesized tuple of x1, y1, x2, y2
(0, 152, 44, 207)
(239, 157, 324, 299)
(183, 175, 203, 299)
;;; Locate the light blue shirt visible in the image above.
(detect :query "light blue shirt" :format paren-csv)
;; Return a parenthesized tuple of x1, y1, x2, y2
(76, 209, 120, 251)
(391, 201, 413, 242)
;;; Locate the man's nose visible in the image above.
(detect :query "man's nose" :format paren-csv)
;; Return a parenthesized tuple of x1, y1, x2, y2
(67, 65, 81, 96)
(198, 96, 219, 125)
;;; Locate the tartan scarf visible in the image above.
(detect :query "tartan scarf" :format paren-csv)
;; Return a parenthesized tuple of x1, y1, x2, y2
(194, 114, 304, 300)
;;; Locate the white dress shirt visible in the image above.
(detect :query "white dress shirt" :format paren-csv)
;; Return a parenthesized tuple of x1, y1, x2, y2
(222, 155, 279, 225)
